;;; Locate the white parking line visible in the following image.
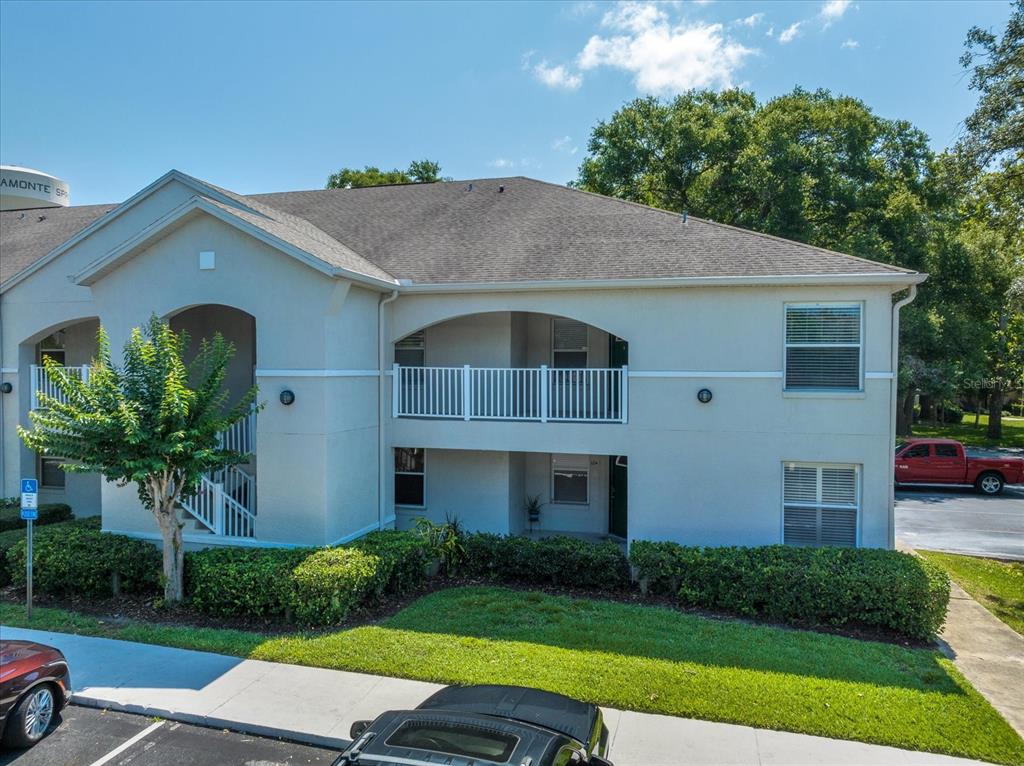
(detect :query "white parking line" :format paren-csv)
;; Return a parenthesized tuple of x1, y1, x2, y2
(86, 720, 165, 766)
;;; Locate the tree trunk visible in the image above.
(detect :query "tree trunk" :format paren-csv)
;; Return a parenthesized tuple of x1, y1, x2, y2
(897, 390, 915, 436)
(988, 384, 1004, 440)
(919, 394, 935, 425)
(154, 502, 184, 603)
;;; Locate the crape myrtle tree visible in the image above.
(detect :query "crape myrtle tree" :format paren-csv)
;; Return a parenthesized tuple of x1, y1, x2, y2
(18, 316, 259, 603)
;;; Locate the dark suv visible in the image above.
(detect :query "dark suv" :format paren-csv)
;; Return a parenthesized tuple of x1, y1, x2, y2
(332, 685, 612, 766)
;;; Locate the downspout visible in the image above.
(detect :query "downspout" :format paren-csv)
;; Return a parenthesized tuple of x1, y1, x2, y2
(888, 284, 917, 549)
(377, 289, 400, 530)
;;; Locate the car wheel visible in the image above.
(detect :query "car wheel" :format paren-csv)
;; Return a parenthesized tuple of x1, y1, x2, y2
(1, 684, 56, 748)
(976, 473, 1004, 496)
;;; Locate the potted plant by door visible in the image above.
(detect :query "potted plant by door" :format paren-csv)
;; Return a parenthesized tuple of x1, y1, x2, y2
(525, 495, 544, 530)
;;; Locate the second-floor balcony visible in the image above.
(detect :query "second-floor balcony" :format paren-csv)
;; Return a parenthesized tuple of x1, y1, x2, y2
(392, 364, 627, 423)
(31, 364, 257, 454)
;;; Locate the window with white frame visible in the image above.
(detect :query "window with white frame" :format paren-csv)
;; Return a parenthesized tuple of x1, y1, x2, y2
(395, 447, 425, 507)
(395, 330, 425, 367)
(38, 332, 66, 366)
(784, 304, 862, 391)
(783, 462, 859, 547)
(39, 456, 66, 489)
(552, 454, 589, 504)
(552, 318, 588, 369)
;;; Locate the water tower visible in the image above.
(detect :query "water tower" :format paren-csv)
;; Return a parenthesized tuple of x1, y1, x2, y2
(0, 165, 70, 211)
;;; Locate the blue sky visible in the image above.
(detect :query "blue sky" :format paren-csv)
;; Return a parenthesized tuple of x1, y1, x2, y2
(0, 0, 1013, 205)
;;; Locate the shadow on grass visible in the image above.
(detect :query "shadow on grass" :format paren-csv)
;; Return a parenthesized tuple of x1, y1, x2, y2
(377, 586, 964, 695)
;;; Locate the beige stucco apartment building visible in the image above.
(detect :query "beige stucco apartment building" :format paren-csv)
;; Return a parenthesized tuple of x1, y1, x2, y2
(0, 171, 924, 550)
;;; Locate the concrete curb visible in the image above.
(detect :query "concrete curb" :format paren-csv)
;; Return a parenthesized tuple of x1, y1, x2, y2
(69, 695, 350, 751)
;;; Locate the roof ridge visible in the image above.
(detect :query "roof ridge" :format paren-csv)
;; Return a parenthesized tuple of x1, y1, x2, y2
(518, 176, 917, 275)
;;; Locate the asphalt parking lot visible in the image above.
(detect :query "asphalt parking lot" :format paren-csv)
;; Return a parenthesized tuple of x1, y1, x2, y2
(0, 705, 341, 766)
(895, 484, 1024, 560)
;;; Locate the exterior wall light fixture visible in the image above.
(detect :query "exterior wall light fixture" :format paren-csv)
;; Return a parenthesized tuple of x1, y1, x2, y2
(697, 388, 713, 404)
(0, 382, 12, 394)
(279, 389, 295, 406)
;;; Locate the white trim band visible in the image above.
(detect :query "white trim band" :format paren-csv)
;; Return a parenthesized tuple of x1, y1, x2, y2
(629, 370, 783, 379)
(256, 369, 381, 378)
(0, 368, 16, 374)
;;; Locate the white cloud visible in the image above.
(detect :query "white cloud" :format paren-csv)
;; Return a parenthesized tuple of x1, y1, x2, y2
(735, 12, 764, 28)
(532, 60, 583, 90)
(841, 38, 859, 49)
(567, 1, 597, 16)
(820, 0, 852, 26)
(577, 2, 755, 93)
(552, 136, 579, 155)
(778, 21, 803, 44)
(488, 158, 515, 169)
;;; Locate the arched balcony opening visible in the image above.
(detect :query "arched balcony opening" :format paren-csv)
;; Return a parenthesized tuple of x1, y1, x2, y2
(391, 311, 629, 424)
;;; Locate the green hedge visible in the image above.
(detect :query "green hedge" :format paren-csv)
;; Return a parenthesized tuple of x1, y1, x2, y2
(630, 541, 950, 641)
(185, 546, 311, 619)
(462, 533, 630, 590)
(290, 547, 388, 624)
(184, 530, 431, 625)
(0, 517, 99, 587)
(7, 518, 161, 597)
(0, 503, 73, 533)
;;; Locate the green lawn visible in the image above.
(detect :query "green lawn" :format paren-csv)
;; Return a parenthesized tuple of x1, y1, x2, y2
(918, 550, 1024, 636)
(911, 414, 1024, 449)
(3, 587, 1022, 764)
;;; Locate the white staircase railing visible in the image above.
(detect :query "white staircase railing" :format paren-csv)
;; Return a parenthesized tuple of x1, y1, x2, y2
(393, 364, 627, 423)
(180, 465, 256, 538)
(31, 364, 90, 409)
(218, 410, 256, 454)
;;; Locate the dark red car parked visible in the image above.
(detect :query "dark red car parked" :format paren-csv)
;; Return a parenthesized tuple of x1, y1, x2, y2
(0, 640, 71, 748)
(895, 438, 1024, 495)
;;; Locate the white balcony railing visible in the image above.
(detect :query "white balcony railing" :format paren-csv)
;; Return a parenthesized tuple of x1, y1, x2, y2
(30, 364, 90, 409)
(392, 364, 627, 423)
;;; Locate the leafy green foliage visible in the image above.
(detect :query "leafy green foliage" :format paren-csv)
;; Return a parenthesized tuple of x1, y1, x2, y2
(0, 502, 72, 533)
(185, 530, 430, 624)
(290, 547, 387, 625)
(8, 519, 161, 597)
(413, 516, 466, 575)
(351, 530, 431, 594)
(462, 533, 630, 590)
(326, 159, 450, 188)
(629, 541, 950, 641)
(0, 517, 99, 586)
(17, 315, 260, 602)
(957, 1, 1023, 174)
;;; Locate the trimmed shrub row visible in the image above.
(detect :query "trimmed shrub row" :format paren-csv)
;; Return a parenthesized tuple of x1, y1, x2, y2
(7, 517, 161, 597)
(0, 502, 73, 533)
(630, 540, 950, 641)
(462, 533, 630, 590)
(185, 530, 431, 625)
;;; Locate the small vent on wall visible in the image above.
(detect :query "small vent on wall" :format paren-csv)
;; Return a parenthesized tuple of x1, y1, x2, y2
(199, 251, 215, 270)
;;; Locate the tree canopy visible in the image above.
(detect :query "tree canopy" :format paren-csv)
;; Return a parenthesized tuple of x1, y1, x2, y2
(327, 159, 450, 189)
(19, 316, 259, 602)
(576, 77, 1022, 436)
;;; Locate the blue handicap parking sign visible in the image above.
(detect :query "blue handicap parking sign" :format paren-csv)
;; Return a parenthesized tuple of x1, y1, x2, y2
(21, 478, 38, 494)
(20, 509, 38, 521)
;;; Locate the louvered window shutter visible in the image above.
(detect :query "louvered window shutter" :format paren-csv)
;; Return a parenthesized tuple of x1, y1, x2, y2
(785, 305, 862, 390)
(783, 463, 859, 547)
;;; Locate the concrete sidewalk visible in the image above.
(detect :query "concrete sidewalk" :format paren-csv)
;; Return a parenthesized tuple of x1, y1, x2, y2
(939, 582, 1024, 737)
(0, 625, 989, 766)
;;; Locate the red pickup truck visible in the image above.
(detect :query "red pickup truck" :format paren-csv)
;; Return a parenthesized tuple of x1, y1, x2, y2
(895, 438, 1024, 495)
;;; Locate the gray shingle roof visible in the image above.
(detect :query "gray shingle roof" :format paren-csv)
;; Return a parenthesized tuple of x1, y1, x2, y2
(1, 176, 916, 290)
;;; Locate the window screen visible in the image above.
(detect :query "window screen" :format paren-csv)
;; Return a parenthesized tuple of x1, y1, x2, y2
(552, 454, 589, 504)
(552, 318, 588, 369)
(395, 447, 425, 506)
(40, 457, 66, 489)
(395, 330, 425, 367)
(784, 305, 862, 390)
(783, 463, 859, 547)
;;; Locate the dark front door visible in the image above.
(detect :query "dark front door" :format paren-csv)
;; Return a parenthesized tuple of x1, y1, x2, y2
(609, 456, 628, 538)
